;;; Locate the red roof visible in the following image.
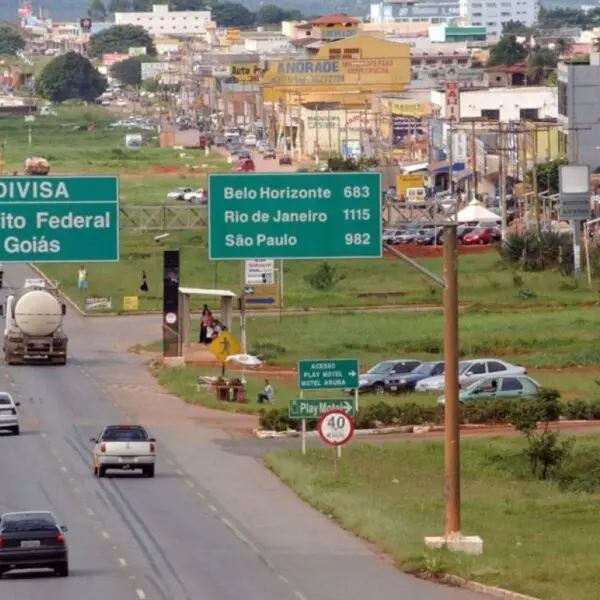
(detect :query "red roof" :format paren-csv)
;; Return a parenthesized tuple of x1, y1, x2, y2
(485, 62, 527, 74)
(309, 14, 359, 26)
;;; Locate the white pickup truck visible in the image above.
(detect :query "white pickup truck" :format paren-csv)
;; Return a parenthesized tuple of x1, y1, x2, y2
(90, 425, 156, 478)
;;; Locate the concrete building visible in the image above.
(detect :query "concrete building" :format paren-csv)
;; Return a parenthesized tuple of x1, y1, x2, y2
(459, 0, 536, 38)
(557, 55, 600, 169)
(431, 86, 557, 121)
(369, 0, 460, 25)
(115, 4, 212, 37)
(410, 46, 484, 88)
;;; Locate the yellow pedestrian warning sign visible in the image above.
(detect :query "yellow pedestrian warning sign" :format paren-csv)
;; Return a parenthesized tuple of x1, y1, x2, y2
(208, 331, 241, 364)
(123, 296, 139, 311)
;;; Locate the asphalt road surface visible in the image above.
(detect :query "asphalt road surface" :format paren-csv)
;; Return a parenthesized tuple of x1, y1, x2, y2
(0, 263, 489, 600)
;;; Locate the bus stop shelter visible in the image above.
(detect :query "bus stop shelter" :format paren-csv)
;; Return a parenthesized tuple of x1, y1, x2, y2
(178, 287, 237, 353)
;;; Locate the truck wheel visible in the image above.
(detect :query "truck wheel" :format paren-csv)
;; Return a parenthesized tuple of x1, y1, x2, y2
(97, 466, 106, 478)
(144, 465, 155, 478)
(10, 426, 19, 436)
(55, 561, 69, 577)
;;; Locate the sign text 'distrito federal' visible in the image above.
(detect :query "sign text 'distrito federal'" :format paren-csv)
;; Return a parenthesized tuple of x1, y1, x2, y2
(208, 173, 381, 260)
(0, 176, 119, 262)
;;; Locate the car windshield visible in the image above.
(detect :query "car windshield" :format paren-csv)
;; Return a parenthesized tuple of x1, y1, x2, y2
(367, 362, 394, 375)
(458, 361, 473, 374)
(2, 514, 56, 532)
(102, 426, 148, 442)
(413, 362, 440, 376)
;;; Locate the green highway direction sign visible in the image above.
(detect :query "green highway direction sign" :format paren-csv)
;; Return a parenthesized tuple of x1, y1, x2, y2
(0, 176, 119, 262)
(207, 172, 381, 260)
(298, 359, 360, 390)
(289, 398, 356, 420)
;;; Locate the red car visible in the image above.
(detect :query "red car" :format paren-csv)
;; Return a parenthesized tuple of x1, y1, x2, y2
(462, 227, 501, 245)
(232, 158, 255, 172)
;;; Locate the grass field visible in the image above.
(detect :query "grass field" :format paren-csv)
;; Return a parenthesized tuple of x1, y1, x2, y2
(1, 106, 228, 176)
(154, 364, 600, 414)
(39, 244, 600, 313)
(266, 437, 600, 600)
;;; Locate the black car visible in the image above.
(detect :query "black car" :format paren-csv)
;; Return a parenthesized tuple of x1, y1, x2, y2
(0, 511, 69, 577)
(385, 361, 445, 394)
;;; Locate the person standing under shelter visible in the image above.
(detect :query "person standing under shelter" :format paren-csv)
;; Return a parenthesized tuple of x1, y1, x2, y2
(257, 379, 274, 404)
(199, 304, 213, 344)
(78, 265, 87, 294)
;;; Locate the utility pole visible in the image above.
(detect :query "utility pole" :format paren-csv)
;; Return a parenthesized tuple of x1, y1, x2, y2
(448, 122, 455, 218)
(498, 122, 507, 238)
(470, 120, 478, 199)
(532, 125, 540, 232)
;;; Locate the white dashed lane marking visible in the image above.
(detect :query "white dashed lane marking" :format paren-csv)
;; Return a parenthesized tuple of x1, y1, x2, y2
(136, 589, 146, 600)
(101, 531, 110, 539)
(119, 558, 127, 567)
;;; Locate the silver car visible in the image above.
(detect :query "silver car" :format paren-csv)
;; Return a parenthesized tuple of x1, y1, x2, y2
(415, 359, 527, 393)
(0, 392, 20, 435)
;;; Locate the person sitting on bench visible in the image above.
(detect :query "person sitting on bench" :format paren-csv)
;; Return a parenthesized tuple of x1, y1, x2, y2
(257, 379, 274, 404)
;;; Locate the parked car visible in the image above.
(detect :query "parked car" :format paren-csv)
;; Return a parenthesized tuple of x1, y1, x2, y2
(396, 229, 422, 244)
(244, 134, 257, 147)
(415, 229, 443, 245)
(183, 188, 208, 204)
(263, 147, 276, 159)
(457, 226, 476, 243)
(415, 359, 527, 393)
(345, 359, 422, 395)
(237, 149, 251, 160)
(256, 140, 268, 153)
(279, 155, 292, 165)
(232, 158, 255, 172)
(385, 361, 445, 394)
(462, 227, 501, 245)
(167, 187, 193, 201)
(229, 145, 244, 156)
(438, 375, 541, 405)
(383, 229, 404, 244)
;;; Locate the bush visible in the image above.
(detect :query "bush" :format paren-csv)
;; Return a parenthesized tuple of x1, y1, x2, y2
(498, 231, 574, 274)
(257, 388, 600, 432)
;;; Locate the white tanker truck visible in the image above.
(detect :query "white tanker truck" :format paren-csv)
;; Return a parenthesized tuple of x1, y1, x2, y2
(2, 278, 68, 365)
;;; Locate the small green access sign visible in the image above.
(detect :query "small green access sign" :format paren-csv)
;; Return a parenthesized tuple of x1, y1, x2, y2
(289, 398, 356, 420)
(297, 359, 359, 390)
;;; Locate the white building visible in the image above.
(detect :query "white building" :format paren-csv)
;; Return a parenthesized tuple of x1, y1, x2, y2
(431, 87, 557, 121)
(459, 0, 536, 38)
(115, 4, 211, 37)
(370, 0, 460, 24)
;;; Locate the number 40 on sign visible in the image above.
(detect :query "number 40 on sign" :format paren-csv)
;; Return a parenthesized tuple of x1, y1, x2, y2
(318, 409, 355, 447)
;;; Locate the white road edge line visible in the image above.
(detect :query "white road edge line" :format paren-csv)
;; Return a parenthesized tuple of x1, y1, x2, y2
(279, 574, 290, 584)
(207, 504, 217, 512)
(294, 591, 308, 600)
(136, 589, 146, 600)
(196, 491, 206, 499)
(119, 558, 127, 567)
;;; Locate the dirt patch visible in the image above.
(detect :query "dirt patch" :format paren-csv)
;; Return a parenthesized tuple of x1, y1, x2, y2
(357, 292, 406, 300)
(385, 245, 496, 259)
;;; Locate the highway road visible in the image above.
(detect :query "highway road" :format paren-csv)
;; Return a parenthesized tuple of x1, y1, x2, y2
(0, 262, 490, 600)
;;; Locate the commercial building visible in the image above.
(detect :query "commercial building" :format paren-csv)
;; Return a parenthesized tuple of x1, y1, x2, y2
(369, 0, 460, 25)
(410, 47, 484, 88)
(459, 0, 536, 38)
(557, 55, 600, 169)
(431, 86, 557, 121)
(115, 4, 212, 37)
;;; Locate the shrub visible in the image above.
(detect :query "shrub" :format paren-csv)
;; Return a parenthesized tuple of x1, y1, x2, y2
(497, 231, 574, 273)
(304, 262, 346, 291)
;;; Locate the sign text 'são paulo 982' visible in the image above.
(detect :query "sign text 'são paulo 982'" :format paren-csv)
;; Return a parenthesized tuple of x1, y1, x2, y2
(208, 172, 382, 260)
(0, 176, 119, 262)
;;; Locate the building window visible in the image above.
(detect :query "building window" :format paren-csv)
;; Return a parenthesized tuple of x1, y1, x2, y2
(481, 109, 500, 120)
(558, 80, 568, 116)
(520, 108, 539, 120)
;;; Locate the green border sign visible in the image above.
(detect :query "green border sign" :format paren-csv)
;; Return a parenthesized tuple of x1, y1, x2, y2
(0, 176, 119, 263)
(208, 172, 381, 260)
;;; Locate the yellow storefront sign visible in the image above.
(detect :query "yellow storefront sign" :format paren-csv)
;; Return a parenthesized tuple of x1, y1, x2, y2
(230, 64, 261, 83)
(263, 35, 409, 97)
(397, 173, 426, 194)
(380, 98, 431, 117)
(123, 296, 139, 311)
(208, 331, 241, 364)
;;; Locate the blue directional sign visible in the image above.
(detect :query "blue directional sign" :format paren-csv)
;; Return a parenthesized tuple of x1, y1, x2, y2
(243, 283, 279, 307)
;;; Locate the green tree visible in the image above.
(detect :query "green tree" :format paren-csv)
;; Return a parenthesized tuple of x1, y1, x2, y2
(132, 0, 152, 8)
(90, 24, 155, 57)
(110, 56, 151, 86)
(0, 24, 26, 56)
(88, 0, 108, 20)
(35, 51, 107, 103)
(211, 2, 255, 27)
(108, 0, 131, 12)
(488, 35, 528, 67)
(255, 4, 286, 24)
(526, 158, 568, 195)
(170, 0, 205, 9)
(527, 47, 558, 83)
(502, 19, 531, 36)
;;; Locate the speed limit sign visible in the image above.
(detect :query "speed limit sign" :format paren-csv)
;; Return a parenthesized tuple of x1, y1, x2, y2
(317, 409, 355, 447)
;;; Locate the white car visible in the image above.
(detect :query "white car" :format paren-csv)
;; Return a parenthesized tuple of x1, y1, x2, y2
(183, 188, 208, 204)
(244, 134, 257, 147)
(90, 424, 156, 478)
(0, 391, 20, 435)
(415, 358, 527, 393)
(167, 187, 192, 201)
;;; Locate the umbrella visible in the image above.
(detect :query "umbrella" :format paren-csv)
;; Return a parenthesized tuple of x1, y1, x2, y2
(225, 354, 262, 367)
